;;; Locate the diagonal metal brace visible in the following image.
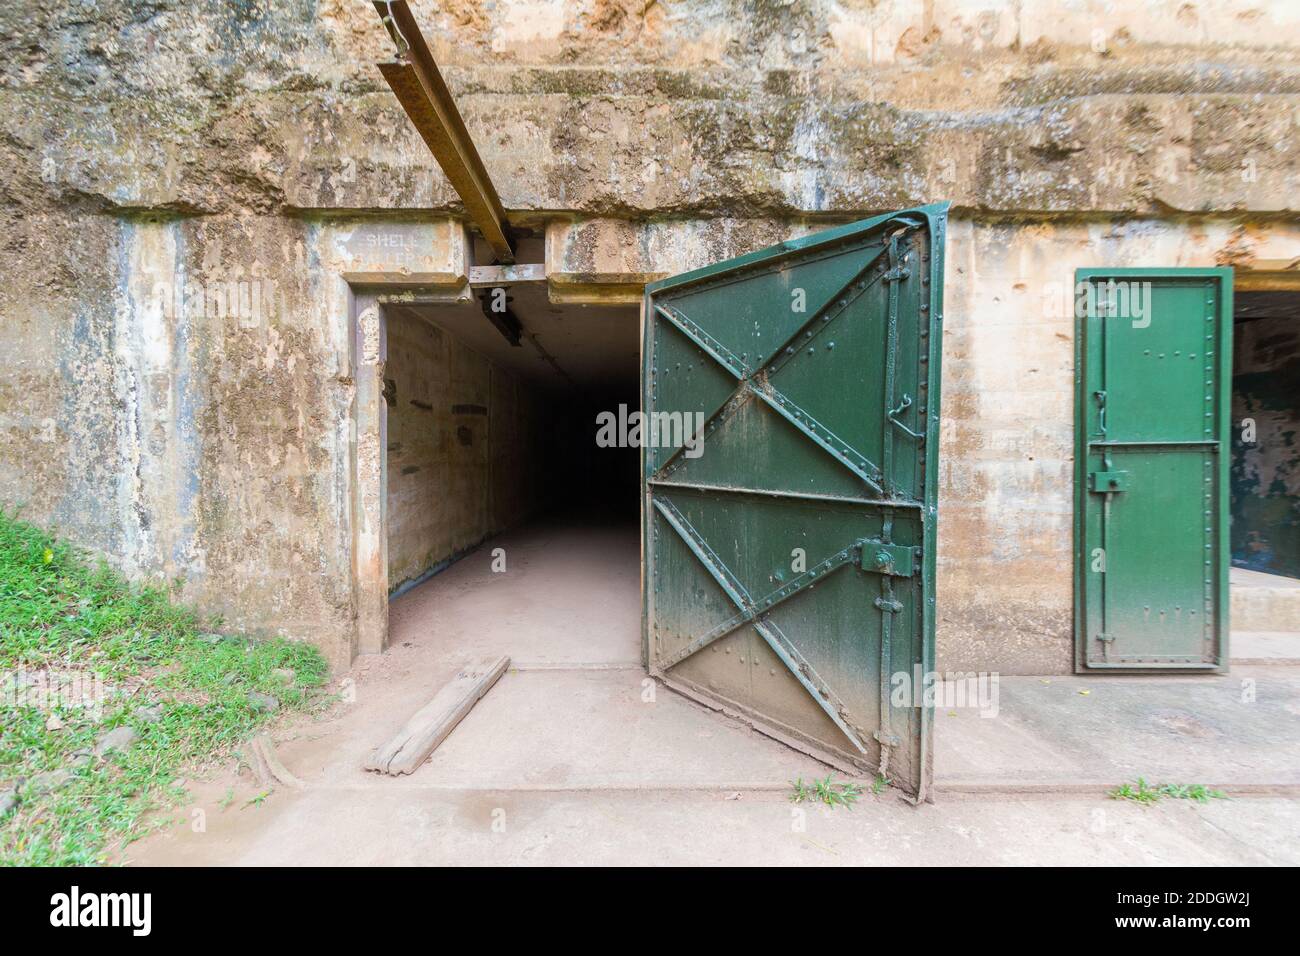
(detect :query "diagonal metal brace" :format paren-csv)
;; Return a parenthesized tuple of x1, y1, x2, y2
(653, 500, 867, 670)
(752, 619, 871, 756)
(655, 303, 750, 380)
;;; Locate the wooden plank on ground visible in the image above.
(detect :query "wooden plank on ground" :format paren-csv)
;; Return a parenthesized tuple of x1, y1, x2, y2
(252, 733, 305, 790)
(365, 655, 510, 776)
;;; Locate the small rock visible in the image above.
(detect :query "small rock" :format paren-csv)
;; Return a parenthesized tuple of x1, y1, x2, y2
(247, 691, 280, 714)
(68, 750, 93, 770)
(26, 769, 72, 796)
(0, 789, 18, 819)
(94, 725, 139, 757)
(45, 714, 64, 731)
(271, 668, 295, 684)
(134, 703, 164, 724)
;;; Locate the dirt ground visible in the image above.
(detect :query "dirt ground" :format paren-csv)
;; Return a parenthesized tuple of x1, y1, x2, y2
(125, 520, 1300, 866)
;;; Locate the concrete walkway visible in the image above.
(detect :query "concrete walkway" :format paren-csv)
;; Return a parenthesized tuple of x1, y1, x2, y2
(936, 667, 1300, 792)
(126, 520, 1300, 866)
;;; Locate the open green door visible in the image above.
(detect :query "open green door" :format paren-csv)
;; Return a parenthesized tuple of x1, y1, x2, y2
(642, 204, 948, 800)
(1075, 268, 1233, 672)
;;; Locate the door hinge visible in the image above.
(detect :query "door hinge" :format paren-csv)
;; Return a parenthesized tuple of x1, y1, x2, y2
(884, 263, 911, 282)
(861, 541, 917, 577)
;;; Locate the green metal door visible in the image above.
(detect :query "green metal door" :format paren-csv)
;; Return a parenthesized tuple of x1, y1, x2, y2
(1075, 268, 1233, 671)
(642, 204, 947, 799)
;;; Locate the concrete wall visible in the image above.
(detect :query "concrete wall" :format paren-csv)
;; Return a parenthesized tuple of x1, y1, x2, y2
(1, 1, 1297, 670)
(385, 307, 548, 593)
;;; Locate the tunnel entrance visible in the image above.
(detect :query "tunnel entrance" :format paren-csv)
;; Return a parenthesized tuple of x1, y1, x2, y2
(1230, 289, 1300, 635)
(353, 206, 947, 795)
(1231, 290, 1300, 581)
(380, 280, 642, 659)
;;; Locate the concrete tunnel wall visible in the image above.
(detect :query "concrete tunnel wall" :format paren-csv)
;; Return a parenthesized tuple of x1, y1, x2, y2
(1, 1, 1298, 673)
(384, 306, 550, 594)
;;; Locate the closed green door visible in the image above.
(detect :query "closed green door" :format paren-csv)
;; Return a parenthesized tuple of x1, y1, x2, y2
(643, 204, 947, 799)
(1075, 269, 1233, 671)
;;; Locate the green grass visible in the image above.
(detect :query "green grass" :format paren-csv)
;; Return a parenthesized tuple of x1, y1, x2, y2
(0, 509, 328, 865)
(789, 775, 864, 809)
(1109, 777, 1228, 806)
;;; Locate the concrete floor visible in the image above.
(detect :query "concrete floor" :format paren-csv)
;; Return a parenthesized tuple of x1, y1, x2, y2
(126, 519, 1300, 866)
(1231, 566, 1300, 631)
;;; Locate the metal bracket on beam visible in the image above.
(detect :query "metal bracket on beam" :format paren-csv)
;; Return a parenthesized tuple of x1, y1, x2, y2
(468, 263, 546, 288)
(477, 289, 522, 347)
(373, 1, 516, 264)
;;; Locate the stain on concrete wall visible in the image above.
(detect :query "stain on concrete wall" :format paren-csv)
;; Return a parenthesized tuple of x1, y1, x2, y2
(1232, 314, 1300, 578)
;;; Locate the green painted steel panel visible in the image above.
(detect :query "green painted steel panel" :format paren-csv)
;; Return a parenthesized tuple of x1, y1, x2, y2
(1074, 268, 1233, 671)
(642, 204, 948, 799)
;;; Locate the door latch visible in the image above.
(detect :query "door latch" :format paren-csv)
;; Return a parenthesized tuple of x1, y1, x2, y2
(860, 541, 917, 577)
(1088, 469, 1130, 493)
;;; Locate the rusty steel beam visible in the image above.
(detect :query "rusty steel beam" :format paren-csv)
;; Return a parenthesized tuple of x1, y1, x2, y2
(373, 1, 516, 263)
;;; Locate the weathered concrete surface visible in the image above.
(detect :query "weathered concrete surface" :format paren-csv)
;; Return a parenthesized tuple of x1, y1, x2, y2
(387, 521, 642, 666)
(7, 2, 1296, 217)
(127, 787, 1300, 866)
(422, 668, 836, 790)
(1, 1, 1298, 668)
(1232, 631, 1300, 662)
(122, 522, 1300, 866)
(935, 666, 1300, 790)
(1232, 567, 1300, 631)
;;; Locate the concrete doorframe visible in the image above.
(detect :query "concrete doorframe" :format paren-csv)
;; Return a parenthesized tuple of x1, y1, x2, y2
(330, 218, 480, 665)
(349, 289, 389, 658)
(346, 282, 479, 661)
